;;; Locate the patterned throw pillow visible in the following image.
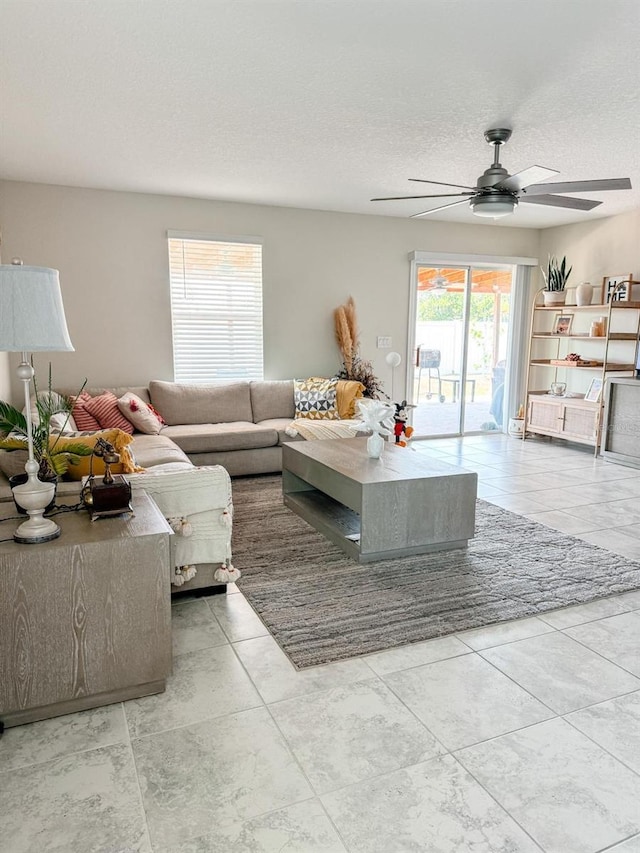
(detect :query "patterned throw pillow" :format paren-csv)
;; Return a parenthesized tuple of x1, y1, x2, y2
(294, 378, 339, 420)
(117, 391, 165, 435)
(71, 392, 101, 431)
(84, 392, 135, 434)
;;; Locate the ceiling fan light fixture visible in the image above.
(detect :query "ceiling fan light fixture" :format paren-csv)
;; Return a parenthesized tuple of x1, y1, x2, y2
(470, 193, 518, 219)
(428, 270, 449, 294)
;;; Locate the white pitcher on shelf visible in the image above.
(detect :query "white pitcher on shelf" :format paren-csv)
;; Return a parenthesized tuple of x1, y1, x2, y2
(575, 281, 594, 306)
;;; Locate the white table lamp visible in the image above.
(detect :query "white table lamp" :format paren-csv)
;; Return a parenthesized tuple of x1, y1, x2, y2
(0, 260, 74, 543)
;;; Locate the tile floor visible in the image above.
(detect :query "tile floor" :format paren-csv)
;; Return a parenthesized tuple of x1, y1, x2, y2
(1, 434, 640, 852)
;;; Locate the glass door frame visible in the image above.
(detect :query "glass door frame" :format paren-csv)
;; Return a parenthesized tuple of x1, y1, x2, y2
(406, 251, 538, 439)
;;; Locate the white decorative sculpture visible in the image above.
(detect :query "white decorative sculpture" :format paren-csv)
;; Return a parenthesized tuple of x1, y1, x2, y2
(350, 398, 396, 458)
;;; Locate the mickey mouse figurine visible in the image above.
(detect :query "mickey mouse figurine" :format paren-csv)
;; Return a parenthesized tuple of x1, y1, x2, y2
(393, 400, 415, 447)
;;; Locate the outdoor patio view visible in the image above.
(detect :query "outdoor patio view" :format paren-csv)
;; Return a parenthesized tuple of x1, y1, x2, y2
(412, 266, 512, 437)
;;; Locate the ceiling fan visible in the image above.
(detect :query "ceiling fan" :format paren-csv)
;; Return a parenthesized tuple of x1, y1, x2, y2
(425, 269, 449, 294)
(371, 128, 632, 219)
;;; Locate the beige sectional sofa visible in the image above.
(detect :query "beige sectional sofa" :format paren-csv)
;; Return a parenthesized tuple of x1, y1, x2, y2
(0, 378, 356, 594)
(147, 379, 301, 475)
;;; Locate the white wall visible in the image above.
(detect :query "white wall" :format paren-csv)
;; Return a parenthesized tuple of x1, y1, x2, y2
(0, 181, 539, 400)
(537, 208, 640, 297)
(534, 209, 640, 394)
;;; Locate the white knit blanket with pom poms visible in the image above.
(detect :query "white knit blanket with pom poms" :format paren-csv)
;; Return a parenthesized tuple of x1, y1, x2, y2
(128, 465, 233, 571)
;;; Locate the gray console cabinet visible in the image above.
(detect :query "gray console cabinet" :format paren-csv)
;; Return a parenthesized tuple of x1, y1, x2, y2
(600, 377, 640, 468)
(0, 492, 172, 728)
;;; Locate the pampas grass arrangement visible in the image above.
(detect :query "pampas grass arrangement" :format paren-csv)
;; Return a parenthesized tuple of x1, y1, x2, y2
(334, 297, 385, 399)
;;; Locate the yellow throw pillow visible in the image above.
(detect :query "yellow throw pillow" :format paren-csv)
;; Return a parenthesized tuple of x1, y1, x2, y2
(336, 379, 365, 419)
(50, 429, 144, 480)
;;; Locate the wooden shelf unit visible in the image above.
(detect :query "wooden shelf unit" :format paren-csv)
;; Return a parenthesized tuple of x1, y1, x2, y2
(523, 289, 640, 452)
(533, 302, 640, 311)
(530, 359, 635, 371)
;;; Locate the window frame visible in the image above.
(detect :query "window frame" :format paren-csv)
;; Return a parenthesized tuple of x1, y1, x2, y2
(167, 230, 264, 384)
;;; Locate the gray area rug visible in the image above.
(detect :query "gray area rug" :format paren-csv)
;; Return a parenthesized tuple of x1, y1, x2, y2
(232, 475, 640, 668)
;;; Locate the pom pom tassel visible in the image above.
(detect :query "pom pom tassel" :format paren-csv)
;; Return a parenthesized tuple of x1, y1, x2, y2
(214, 560, 241, 583)
(172, 565, 197, 586)
(167, 516, 193, 537)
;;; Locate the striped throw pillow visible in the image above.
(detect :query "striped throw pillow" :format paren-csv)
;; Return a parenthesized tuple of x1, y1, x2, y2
(71, 392, 101, 431)
(84, 392, 134, 434)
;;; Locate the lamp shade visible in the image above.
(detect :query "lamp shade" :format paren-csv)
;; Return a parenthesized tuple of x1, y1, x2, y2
(0, 264, 74, 352)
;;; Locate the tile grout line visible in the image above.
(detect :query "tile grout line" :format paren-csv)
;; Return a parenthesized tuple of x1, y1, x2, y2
(454, 621, 558, 654)
(204, 591, 271, 645)
(0, 725, 129, 776)
(595, 830, 640, 852)
(215, 634, 354, 850)
(557, 618, 640, 682)
(262, 701, 354, 852)
(121, 703, 155, 853)
(561, 707, 640, 782)
(476, 637, 639, 716)
(537, 603, 636, 631)
(447, 752, 547, 853)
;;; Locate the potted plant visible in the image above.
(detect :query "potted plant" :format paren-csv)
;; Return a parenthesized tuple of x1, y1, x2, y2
(541, 255, 572, 306)
(0, 373, 92, 511)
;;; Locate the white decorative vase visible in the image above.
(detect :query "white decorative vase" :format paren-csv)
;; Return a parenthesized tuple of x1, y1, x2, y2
(367, 433, 384, 459)
(542, 290, 566, 306)
(575, 281, 594, 307)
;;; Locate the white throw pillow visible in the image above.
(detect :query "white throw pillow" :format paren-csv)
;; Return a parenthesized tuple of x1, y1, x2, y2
(27, 391, 78, 434)
(117, 391, 165, 435)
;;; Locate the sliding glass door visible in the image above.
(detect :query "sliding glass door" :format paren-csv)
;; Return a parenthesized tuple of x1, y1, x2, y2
(411, 265, 512, 438)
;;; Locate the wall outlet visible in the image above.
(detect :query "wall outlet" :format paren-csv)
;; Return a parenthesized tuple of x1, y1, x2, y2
(377, 336, 392, 348)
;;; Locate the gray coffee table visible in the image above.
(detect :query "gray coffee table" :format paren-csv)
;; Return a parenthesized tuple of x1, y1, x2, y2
(282, 437, 477, 563)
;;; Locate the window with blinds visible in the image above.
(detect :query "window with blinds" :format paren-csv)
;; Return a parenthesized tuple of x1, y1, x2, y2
(167, 234, 264, 383)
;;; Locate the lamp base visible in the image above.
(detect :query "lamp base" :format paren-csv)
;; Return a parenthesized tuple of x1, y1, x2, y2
(14, 517, 61, 544)
(12, 473, 60, 544)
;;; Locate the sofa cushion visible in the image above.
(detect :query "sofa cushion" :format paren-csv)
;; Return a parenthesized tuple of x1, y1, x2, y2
(149, 380, 252, 426)
(161, 422, 278, 453)
(250, 380, 295, 423)
(256, 418, 304, 446)
(0, 449, 29, 479)
(130, 434, 191, 467)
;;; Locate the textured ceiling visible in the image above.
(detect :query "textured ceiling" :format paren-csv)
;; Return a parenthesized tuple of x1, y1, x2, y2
(1, 0, 639, 228)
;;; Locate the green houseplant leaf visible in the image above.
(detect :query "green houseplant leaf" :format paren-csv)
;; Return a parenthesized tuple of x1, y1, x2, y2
(541, 255, 572, 292)
(0, 370, 91, 479)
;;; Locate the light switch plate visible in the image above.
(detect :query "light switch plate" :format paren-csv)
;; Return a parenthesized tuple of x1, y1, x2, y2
(377, 336, 392, 348)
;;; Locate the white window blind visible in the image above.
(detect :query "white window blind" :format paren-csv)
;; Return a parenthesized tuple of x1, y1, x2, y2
(168, 235, 264, 383)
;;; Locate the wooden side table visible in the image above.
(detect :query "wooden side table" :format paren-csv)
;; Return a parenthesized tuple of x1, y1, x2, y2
(0, 492, 172, 728)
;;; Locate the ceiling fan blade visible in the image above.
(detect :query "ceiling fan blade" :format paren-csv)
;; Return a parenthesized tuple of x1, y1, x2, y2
(371, 192, 473, 201)
(494, 166, 559, 192)
(409, 178, 477, 190)
(411, 198, 470, 218)
(524, 178, 632, 196)
(520, 194, 602, 210)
